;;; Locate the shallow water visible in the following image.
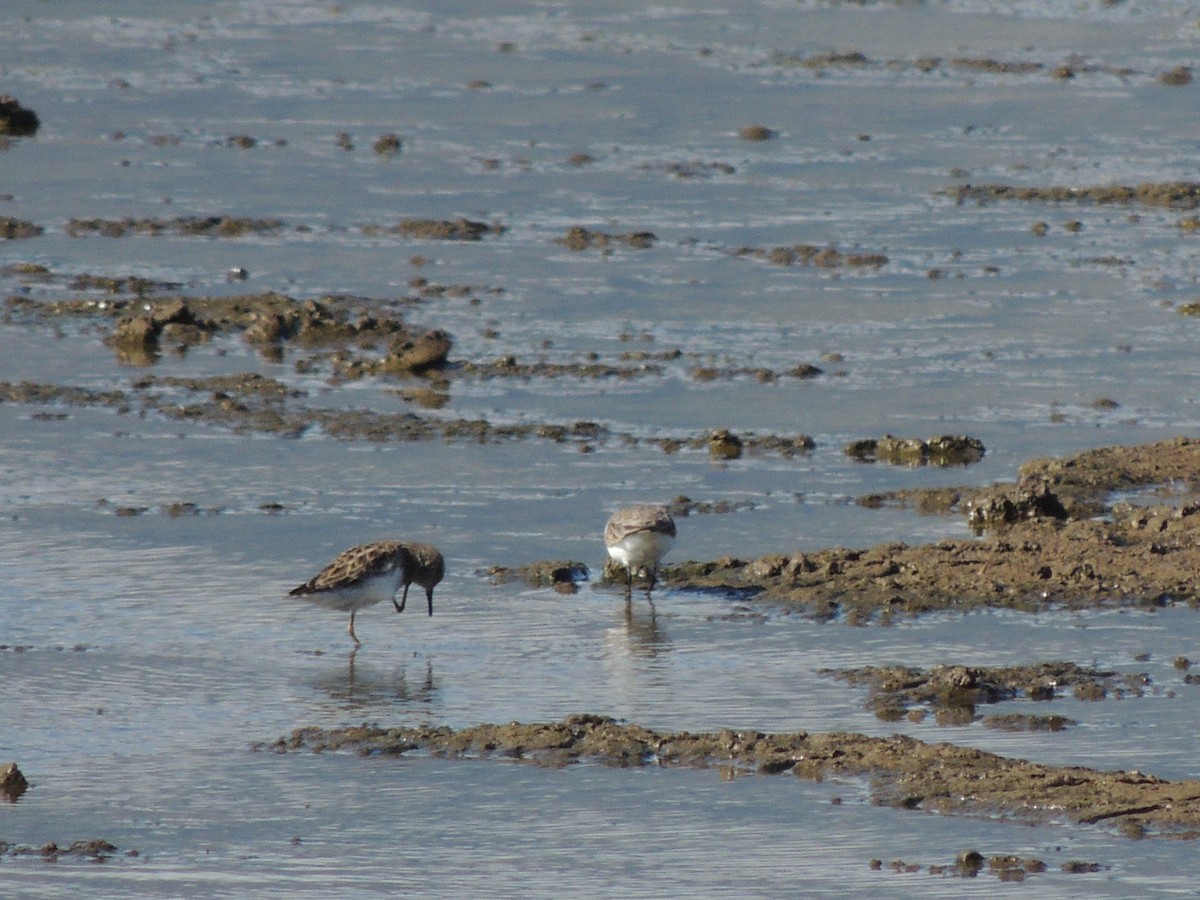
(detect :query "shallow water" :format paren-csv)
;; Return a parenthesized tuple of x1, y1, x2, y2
(5, 0, 1200, 895)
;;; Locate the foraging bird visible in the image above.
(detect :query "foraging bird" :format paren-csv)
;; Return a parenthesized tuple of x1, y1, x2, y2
(288, 541, 444, 645)
(604, 504, 676, 594)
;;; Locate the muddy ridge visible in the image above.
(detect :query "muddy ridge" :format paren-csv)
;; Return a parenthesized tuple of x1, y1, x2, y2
(0, 376, 814, 455)
(0, 839, 133, 862)
(945, 181, 1200, 209)
(764, 49, 1164, 83)
(596, 437, 1200, 619)
(4, 291, 829, 387)
(264, 714, 1200, 837)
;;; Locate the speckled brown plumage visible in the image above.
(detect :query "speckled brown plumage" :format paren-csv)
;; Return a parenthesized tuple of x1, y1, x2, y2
(289, 540, 445, 645)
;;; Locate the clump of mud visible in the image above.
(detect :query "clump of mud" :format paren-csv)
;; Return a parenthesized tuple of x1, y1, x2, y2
(961, 480, 1069, 532)
(485, 560, 589, 590)
(845, 434, 985, 467)
(708, 428, 743, 460)
(823, 661, 1149, 724)
(767, 48, 1143, 82)
(557, 226, 657, 251)
(263, 713, 1200, 835)
(874, 851, 1101, 882)
(0, 218, 43, 239)
(736, 243, 888, 269)
(372, 133, 402, 156)
(0, 762, 29, 801)
(1, 839, 132, 861)
(738, 125, 776, 141)
(389, 218, 502, 241)
(65, 216, 286, 238)
(0, 95, 39, 136)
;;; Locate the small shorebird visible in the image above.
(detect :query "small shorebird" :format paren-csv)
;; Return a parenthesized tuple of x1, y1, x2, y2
(604, 504, 676, 595)
(288, 541, 444, 646)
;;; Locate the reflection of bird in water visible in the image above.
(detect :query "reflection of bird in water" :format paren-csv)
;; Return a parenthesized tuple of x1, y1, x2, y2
(288, 541, 445, 646)
(604, 505, 676, 595)
(621, 595, 669, 658)
(602, 596, 671, 702)
(330, 655, 437, 709)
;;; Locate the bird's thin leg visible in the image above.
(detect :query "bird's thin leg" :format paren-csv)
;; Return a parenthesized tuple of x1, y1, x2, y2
(393, 583, 410, 614)
(646, 566, 658, 595)
(624, 566, 633, 599)
(348, 611, 362, 647)
(425, 587, 434, 617)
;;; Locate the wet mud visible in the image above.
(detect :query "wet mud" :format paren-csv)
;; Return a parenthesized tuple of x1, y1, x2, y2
(1, 762, 29, 801)
(264, 713, 1200, 837)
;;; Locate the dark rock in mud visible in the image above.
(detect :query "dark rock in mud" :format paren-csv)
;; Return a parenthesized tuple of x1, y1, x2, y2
(267, 714, 1200, 835)
(0, 762, 29, 800)
(0, 95, 39, 136)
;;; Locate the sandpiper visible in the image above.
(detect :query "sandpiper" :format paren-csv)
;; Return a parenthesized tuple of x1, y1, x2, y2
(288, 541, 445, 645)
(604, 504, 676, 594)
